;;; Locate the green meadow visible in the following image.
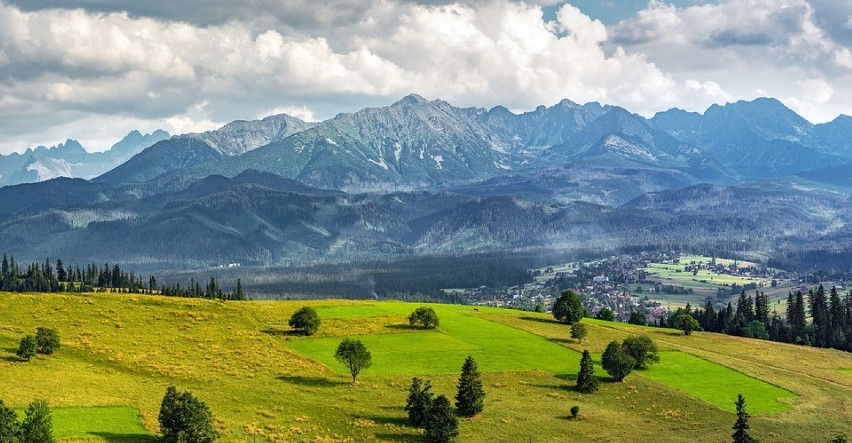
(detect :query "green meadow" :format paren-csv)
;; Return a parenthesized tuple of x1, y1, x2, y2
(0, 293, 850, 442)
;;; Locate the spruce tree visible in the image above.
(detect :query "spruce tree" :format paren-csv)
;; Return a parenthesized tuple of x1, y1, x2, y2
(0, 399, 21, 443)
(828, 286, 845, 349)
(21, 400, 53, 443)
(575, 350, 598, 393)
(424, 395, 458, 443)
(810, 285, 830, 347)
(455, 356, 485, 417)
(405, 377, 434, 427)
(732, 394, 756, 443)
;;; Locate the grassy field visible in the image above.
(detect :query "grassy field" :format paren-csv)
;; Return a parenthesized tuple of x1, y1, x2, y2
(0, 292, 850, 442)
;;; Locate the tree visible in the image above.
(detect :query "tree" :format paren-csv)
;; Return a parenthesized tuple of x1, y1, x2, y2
(424, 395, 458, 443)
(409, 307, 440, 329)
(455, 355, 485, 417)
(334, 338, 372, 383)
(732, 394, 757, 443)
(21, 400, 53, 443)
(621, 335, 659, 370)
(595, 307, 614, 321)
(746, 320, 769, 340)
(601, 340, 634, 382)
(289, 307, 321, 336)
(673, 314, 701, 336)
(0, 399, 21, 443)
(17, 335, 37, 360)
(575, 350, 598, 393)
(405, 377, 434, 427)
(35, 328, 60, 355)
(810, 285, 830, 347)
(158, 386, 218, 443)
(570, 322, 587, 343)
(553, 290, 583, 324)
(628, 310, 647, 325)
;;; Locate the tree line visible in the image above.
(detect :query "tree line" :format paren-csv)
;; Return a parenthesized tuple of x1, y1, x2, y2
(655, 285, 852, 352)
(0, 253, 246, 301)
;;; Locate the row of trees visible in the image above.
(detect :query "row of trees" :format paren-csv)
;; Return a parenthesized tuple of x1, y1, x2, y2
(670, 285, 852, 351)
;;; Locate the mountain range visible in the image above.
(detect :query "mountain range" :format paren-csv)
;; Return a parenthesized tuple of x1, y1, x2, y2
(1, 95, 852, 272)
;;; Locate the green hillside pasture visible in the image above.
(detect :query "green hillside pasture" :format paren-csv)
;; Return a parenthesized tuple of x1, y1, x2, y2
(14, 407, 151, 441)
(289, 303, 583, 374)
(643, 352, 795, 414)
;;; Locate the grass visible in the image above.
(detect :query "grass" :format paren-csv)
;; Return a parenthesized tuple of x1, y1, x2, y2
(642, 352, 795, 414)
(13, 407, 151, 440)
(0, 293, 850, 442)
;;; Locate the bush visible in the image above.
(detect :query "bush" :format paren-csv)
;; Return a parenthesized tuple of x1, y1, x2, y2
(424, 395, 458, 443)
(553, 291, 583, 324)
(21, 400, 53, 443)
(570, 323, 587, 343)
(409, 307, 440, 329)
(601, 341, 635, 382)
(35, 328, 60, 355)
(288, 307, 321, 336)
(570, 405, 580, 419)
(595, 307, 614, 321)
(621, 335, 659, 370)
(17, 335, 37, 361)
(159, 386, 219, 443)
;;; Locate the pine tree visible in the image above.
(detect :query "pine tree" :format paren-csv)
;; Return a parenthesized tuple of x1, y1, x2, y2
(732, 394, 756, 443)
(405, 377, 434, 427)
(455, 356, 485, 417)
(575, 350, 598, 393)
(424, 395, 458, 443)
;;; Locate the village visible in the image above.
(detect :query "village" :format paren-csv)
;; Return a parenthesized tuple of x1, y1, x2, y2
(447, 251, 836, 324)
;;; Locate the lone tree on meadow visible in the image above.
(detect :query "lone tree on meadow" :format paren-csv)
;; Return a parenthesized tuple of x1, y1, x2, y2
(288, 306, 321, 336)
(601, 340, 635, 382)
(404, 377, 434, 427)
(732, 394, 757, 443)
(159, 386, 218, 443)
(409, 307, 440, 329)
(570, 322, 588, 343)
(673, 313, 701, 336)
(621, 335, 659, 370)
(17, 335, 37, 361)
(575, 350, 598, 393)
(35, 328, 60, 355)
(424, 395, 458, 443)
(334, 338, 372, 383)
(455, 355, 485, 417)
(21, 399, 53, 443)
(553, 290, 583, 324)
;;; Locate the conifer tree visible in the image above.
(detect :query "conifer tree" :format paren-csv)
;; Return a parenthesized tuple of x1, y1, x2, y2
(810, 285, 830, 347)
(21, 399, 53, 443)
(0, 398, 21, 443)
(405, 377, 434, 427)
(575, 350, 598, 393)
(455, 356, 485, 417)
(732, 394, 756, 443)
(828, 286, 846, 349)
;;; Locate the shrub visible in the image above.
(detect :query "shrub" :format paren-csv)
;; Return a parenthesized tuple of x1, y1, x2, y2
(159, 386, 218, 443)
(289, 307, 321, 336)
(409, 307, 440, 329)
(17, 335, 37, 361)
(570, 405, 580, 419)
(35, 328, 60, 355)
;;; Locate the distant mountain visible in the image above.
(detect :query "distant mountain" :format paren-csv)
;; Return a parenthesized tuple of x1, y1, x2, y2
(0, 130, 169, 187)
(812, 115, 852, 159)
(94, 114, 313, 184)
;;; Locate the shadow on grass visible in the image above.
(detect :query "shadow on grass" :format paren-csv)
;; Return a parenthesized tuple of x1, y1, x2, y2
(384, 324, 422, 331)
(261, 328, 303, 337)
(549, 338, 582, 346)
(277, 375, 348, 387)
(356, 414, 410, 427)
(519, 316, 560, 324)
(88, 433, 158, 442)
(373, 432, 425, 442)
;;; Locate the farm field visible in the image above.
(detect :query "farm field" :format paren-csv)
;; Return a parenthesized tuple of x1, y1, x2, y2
(0, 292, 850, 442)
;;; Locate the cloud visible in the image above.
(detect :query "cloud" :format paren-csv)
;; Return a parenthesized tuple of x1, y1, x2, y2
(685, 79, 732, 102)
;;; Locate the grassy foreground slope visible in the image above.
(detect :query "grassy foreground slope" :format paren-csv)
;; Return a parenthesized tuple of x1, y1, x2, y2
(0, 292, 849, 442)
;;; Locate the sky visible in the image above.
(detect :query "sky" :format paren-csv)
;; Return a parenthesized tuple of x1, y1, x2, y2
(0, 0, 850, 153)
